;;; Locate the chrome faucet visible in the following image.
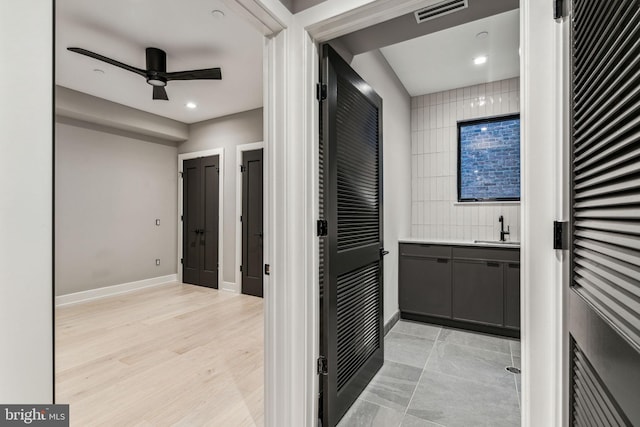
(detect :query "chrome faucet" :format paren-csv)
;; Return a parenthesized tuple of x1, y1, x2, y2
(499, 215, 510, 242)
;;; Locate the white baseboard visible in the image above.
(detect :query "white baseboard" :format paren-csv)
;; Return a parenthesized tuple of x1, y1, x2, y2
(221, 281, 240, 293)
(384, 311, 401, 336)
(56, 274, 178, 307)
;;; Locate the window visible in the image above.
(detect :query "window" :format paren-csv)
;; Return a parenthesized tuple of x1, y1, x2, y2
(457, 114, 520, 202)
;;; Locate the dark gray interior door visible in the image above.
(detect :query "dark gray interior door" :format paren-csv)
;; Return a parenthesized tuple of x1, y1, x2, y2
(183, 155, 219, 289)
(568, 1, 640, 425)
(242, 149, 264, 298)
(319, 44, 384, 427)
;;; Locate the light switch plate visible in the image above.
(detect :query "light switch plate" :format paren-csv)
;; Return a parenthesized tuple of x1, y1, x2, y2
(155, 219, 160, 226)
(155, 259, 160, 266)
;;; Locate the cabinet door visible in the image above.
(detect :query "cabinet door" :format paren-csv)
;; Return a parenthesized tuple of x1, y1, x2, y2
(504, 263, 520, 329)
(399, 256, 451, 318)
(452, 260, 503, 326)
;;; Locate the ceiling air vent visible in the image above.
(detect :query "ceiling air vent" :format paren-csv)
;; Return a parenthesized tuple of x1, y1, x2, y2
(414, 0, 468, 24)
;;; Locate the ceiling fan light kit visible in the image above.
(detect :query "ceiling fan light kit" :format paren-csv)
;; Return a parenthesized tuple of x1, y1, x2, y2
(67, 46, 222, 100)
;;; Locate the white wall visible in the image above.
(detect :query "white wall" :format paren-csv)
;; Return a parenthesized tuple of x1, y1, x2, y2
(351, 50, 412, 325)
(179, 108, 263, 285)
(410, 77, 521, 242)
(55, 119, 178, 296)
(0, 0, 53, 403)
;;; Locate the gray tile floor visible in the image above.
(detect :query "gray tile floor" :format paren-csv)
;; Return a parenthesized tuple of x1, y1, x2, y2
(337, 320, 521, 427)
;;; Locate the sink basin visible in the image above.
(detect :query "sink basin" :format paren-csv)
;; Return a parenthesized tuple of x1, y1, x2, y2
(474, 240, 520, 245)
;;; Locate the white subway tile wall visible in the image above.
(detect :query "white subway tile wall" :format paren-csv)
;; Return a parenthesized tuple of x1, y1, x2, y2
(410, 77, 521, 242)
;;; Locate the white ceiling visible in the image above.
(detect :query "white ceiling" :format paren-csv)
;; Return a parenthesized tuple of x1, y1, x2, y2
(56, 0, 264, 124)
(380, 9, 520, 97)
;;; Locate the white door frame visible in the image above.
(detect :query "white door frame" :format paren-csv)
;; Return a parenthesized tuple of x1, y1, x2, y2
(177, 148, 225, 286)
(235, 141, 265, 294)
(555, 8, 572, 427)
(520, 1, 566, 426)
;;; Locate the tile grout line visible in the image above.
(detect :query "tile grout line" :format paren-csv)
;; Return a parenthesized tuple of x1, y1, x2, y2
(439, 334, 516, 356)
(389, 329, 440, 341)
(420, 365, 516, 390)
(356, 395, 404, 415)
(402, 327, 443, 424)
(437, 339, 512, 357)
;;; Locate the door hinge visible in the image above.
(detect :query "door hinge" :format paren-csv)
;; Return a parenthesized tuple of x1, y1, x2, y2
(317, 219, 328, 237)
(240, 165, 246, 172)
(240, 265, 243, 272)
(181, 215, 183, 221)
(240, 215, 242, 222)
(554, 221, 568, 250)
(316, 83, 327, 101)
(264, 264, 270, 275)
(317, 356, 328, 375)
(180, 258, 183, 265)
(553, 0, 564, 19)
(180, 171, 183, 178)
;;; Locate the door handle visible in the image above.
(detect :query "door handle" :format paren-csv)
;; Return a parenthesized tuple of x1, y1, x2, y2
(380, 249, 390, 257)
(254, 232, 264, 238)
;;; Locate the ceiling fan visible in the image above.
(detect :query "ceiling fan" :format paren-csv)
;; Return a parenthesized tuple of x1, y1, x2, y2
(67, 47, 222, 100)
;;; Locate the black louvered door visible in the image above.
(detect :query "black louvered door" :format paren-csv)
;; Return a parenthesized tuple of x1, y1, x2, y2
(569, 1, 640, 425)
(319, 44, 384, 427)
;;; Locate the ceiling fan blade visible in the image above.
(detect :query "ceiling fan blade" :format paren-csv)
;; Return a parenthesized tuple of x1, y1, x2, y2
(164, 68, 222, 81)
(153, 86, 169, 100)
(67, 47, 146, 77)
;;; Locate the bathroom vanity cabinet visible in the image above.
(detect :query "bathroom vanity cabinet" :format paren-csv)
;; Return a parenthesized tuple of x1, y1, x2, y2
(399, 241, 520, 337)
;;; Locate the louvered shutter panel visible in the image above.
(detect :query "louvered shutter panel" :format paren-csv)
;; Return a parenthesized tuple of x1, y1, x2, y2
(569, 1, 640, 425)
(571, 0, 640, 356)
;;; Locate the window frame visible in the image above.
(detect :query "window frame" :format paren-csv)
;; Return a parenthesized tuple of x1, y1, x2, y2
(456, 113, 521, 203)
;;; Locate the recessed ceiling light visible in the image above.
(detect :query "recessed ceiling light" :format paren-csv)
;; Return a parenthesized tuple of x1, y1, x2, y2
(476, 31, 489, 39)
(473, 56, 487, 65)
(211, 9, 225, 19)
(186, 102, 197, 109)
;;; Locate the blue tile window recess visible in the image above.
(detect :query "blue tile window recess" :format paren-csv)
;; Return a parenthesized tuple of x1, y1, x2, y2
(457, 114, 521, 202)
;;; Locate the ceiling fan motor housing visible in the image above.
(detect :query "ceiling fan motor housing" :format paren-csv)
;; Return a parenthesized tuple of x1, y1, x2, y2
(146, 47, 167, 86)
(146, 47, 166, 71)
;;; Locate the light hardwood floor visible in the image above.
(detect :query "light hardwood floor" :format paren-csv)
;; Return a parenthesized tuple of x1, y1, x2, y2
(56, 283, 264, 427)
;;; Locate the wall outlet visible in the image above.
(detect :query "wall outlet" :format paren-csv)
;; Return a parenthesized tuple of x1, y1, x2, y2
(155, 259, 160, 266)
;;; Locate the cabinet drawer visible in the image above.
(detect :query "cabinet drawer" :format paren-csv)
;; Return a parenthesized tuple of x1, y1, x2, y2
(400, 243, 451, 259)
(452, 246, 519, 262)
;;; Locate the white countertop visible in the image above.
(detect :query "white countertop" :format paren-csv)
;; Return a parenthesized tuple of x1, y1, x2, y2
(399, 237, 520, 249)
